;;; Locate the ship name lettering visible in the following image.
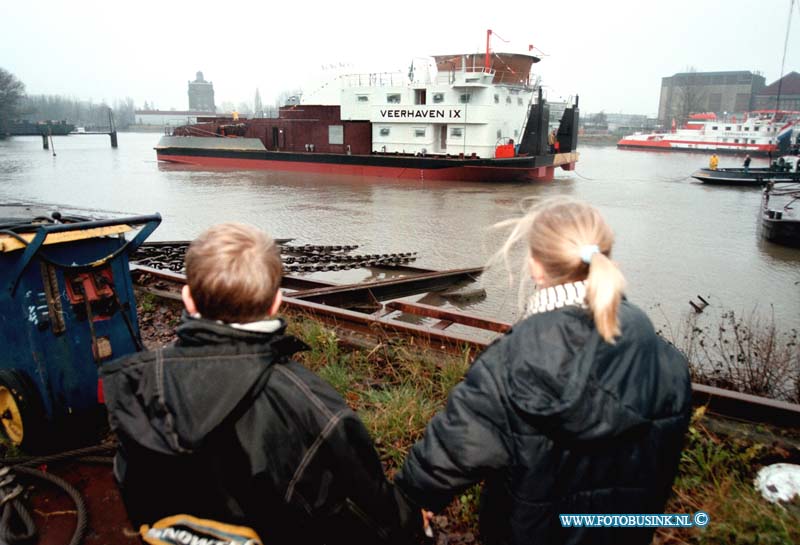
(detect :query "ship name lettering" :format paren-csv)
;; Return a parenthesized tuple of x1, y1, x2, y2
(379, 110, 449, 119)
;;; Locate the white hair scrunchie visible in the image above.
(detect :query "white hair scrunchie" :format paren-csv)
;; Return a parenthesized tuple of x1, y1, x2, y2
(580, 244, 600, 264)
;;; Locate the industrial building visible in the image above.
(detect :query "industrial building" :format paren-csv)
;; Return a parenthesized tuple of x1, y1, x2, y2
(657, 71, 765, 123)
(188, 71, 216, 112)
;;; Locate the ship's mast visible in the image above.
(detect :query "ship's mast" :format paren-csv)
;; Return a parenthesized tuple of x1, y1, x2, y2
(485, 29, 492, 71)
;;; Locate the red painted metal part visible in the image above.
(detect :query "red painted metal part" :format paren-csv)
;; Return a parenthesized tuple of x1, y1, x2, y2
(156, 153, 558, 182)
(485, 29, 492, 71)
(386, 300, 511, 333)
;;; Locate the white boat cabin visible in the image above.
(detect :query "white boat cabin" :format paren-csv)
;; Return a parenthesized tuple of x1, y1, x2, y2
(334, 53, 540, 158)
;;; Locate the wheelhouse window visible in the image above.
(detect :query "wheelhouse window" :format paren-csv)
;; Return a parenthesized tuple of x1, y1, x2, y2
(494, 94, 499, 104)
(414, 128, 426, 137)
(725, 126, 731, 131)
(433, 93, 444, 104)
(450, 127, 463, 137)
(329, 125, 344, 144)
(754, 126, 760, 131)
(357, 95, 369, 102)
(711, 126, 718, 130)
(379, 127, 390, 136)
(459, 93, 471, 104)
(506, 96, 512, 104)
(387, 94, 401, 104)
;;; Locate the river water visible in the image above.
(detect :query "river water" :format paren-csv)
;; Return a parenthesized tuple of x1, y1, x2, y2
(1, 132, 798, 334)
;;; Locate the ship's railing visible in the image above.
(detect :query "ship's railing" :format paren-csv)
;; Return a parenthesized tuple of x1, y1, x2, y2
(341, 72, 408, 88)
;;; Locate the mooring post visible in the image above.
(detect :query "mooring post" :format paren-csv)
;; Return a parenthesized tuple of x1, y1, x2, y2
(42, 134, 49, 150)
(108, 108, 118, 148)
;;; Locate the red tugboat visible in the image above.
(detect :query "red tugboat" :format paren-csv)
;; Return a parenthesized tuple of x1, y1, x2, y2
(156, 35, 579, 183)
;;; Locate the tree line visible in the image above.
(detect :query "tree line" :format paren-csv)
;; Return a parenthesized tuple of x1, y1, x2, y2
(1, 67, 136, 131)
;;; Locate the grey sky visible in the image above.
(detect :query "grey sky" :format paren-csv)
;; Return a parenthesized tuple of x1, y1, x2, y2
(1, 0, 797, 115)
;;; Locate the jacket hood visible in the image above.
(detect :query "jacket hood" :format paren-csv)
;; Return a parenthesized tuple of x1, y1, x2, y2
(504, 303, 662, 441)
(102, 314, 308, 454)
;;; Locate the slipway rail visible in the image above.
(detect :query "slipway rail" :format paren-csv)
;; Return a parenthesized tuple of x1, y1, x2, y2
(129, 263, 800, 430)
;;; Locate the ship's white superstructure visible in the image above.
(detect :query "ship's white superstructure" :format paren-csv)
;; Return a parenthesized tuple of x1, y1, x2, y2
(306, 52, 541, 159)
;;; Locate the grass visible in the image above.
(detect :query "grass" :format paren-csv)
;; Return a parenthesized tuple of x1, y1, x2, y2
(289, 314, 800, 544)
(657, 408, 800, 545)
(288, 315, 469, 474)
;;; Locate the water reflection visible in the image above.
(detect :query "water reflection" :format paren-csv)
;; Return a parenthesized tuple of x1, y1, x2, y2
(1, 134, 798, 332)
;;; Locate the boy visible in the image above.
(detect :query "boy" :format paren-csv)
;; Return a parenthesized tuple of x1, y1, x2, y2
(102, 223, 417, 544)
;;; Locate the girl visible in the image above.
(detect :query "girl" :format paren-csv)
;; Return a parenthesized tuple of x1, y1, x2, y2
(396, 197, 692, 545)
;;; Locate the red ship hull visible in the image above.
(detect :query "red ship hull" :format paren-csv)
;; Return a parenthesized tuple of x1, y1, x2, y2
(156, 147, 577, 183)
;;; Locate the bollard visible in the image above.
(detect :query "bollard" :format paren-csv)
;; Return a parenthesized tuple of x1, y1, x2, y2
(42, 134, 49, 150)
(110, 131, 118, 148)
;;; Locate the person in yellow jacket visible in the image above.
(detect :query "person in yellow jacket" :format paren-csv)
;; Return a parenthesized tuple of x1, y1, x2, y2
(709, 153, 719, 170)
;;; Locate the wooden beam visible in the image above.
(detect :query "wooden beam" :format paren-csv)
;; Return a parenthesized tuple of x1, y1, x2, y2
(0, 224, 132, 253)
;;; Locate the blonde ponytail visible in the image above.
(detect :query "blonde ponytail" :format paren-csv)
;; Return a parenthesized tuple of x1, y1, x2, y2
(585, 252, 626, 343)
(489, 197, 626, 343)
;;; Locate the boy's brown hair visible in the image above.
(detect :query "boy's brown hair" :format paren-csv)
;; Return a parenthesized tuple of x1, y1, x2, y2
(184, 222, 282, 323)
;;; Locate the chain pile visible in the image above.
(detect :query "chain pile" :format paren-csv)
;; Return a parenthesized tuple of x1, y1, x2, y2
(132, 242, 418, 274)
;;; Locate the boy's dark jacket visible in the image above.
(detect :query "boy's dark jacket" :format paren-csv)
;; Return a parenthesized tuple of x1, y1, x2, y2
(395, 301, 692, 545)
(101, 315, 416, 545)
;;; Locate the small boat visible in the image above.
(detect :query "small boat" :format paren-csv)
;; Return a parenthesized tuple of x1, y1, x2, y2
(692, 156, 800, 185)
(761, 180, 800, 247)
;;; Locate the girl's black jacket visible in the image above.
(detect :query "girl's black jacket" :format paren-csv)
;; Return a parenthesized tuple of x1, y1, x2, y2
(395, 301, 692, 545)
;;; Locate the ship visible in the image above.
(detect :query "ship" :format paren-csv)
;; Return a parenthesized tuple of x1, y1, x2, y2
(617, 111, 800, 156)
(156, 40, 580, 183)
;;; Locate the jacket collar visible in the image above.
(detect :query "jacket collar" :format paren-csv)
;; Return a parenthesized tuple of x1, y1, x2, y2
(176, 312, 296, 347)
(526, 280, 588, 316)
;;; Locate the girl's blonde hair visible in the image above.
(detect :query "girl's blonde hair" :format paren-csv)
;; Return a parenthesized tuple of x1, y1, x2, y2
(491, 197, 626, 343)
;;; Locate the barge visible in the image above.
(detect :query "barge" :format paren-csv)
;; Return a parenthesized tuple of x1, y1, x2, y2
(157, 38, 579, 183)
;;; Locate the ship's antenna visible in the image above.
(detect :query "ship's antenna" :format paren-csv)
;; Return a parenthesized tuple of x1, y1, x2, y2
(775, 0, 795, 111)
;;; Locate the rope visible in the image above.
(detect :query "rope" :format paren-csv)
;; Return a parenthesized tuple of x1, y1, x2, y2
(569, 170, 694, 183)
(775, 0, 795, 110)
(2, 443, 116, 467)
(13, 466, 88, 545)
(0, 467, 36, 545)
(0, 443, 116, 545)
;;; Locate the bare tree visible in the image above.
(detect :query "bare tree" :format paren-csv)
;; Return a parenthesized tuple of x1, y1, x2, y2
(0, 67, 25, 132)
(672, 67, 707, 124)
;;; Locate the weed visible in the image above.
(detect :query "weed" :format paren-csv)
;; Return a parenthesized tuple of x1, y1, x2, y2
(662, 307, 800, 403)
(139, 292, 157, 313)
(359, 384, 438, 470)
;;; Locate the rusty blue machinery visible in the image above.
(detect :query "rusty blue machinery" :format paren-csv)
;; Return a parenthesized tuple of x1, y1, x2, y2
(0, 213, 161, 450)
